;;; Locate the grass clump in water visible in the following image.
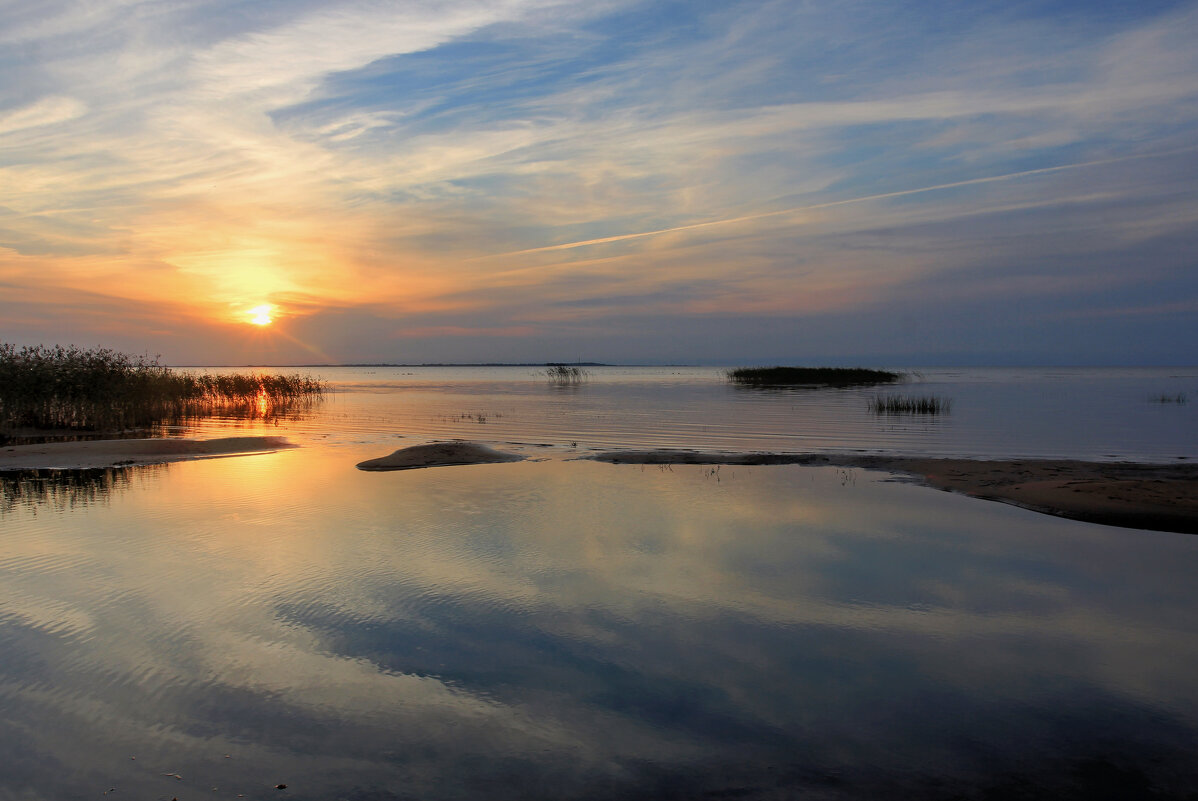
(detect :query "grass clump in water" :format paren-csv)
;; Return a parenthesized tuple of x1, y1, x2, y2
(1149, 393, 1187, 404)
(727, 366, 901, 387)
(543, 364, 589, 385)
(869, 394, 952, 415)
(0, 343, 325, 438)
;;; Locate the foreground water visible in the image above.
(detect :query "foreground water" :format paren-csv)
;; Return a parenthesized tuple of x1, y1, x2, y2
(2, 366, 1198, 799)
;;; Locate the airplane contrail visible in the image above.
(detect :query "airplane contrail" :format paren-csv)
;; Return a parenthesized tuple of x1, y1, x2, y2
(484, 146, 1197, 258)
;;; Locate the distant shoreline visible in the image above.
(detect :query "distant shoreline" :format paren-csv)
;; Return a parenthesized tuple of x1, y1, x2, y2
(166, 362, 623, 368)
(161, 363, 1198, 369)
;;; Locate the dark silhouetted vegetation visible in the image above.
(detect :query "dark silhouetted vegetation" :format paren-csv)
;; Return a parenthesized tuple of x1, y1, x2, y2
(1148, 393, 1187, 404)
(0, 343, 325, 438)
(727, 366, 902, 387)
(1, 465, 164, 513)
(543, 364, 589, 385)
(869, 394, 952, 414)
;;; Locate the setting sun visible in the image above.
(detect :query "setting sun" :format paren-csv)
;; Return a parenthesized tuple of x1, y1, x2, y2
(248, 304, 274, 326)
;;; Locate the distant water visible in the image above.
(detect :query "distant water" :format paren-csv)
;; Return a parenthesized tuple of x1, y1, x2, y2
(3, 365, 1198, 800)
(180, 365, 1198, 461)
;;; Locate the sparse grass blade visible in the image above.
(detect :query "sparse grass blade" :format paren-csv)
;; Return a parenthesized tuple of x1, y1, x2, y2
(869, 394, 952, 415)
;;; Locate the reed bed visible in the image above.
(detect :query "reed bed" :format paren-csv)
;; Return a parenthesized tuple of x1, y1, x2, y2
(0, 343, 325, 437)
(543, 364, 589, 385)
(869, 394, 952, 415)
(1149, 393, 1187, 404)
(727, 366, 902, 387)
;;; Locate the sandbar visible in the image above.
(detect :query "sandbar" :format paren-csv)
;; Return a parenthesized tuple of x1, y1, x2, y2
(357, 441, 526, 471)
(0, 436, 296, 470)
(591, 450, 1198, 534)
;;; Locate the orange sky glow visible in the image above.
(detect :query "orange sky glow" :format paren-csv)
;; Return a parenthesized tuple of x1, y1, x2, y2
(2, 1, 1197, 365)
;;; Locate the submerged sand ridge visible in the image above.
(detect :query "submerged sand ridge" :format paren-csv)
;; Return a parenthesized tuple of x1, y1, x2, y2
(0, 436, 295, 470)
(590, 450, 1198, 535)
(356, 441, 526, 471)
(356, 443, 1198, 533)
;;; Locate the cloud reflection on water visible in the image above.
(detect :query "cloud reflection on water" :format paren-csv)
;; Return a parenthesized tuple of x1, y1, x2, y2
(1, 452, 1197, 798)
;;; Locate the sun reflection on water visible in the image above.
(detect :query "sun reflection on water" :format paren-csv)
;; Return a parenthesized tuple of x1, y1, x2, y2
(3, 450, 1198, 797)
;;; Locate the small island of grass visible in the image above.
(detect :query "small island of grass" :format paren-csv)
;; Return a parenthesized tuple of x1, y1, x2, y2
(1, 343, 325, 442)
(727, 366, 902, 387)
(869, 394, 951, 414)
(543, 364, 589, 385)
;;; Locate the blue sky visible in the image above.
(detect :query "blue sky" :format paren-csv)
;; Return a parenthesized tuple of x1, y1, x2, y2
(1, 0, 1196, 364)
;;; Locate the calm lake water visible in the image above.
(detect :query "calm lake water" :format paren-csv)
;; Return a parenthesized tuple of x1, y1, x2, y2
(2, 366, 1198, 799)
(184, 365, 1198, 461)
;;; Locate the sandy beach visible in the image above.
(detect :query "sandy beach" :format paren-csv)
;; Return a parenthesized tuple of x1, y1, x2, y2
(0, 436, 296, 470)
(865, 456, 1198, 535)
(591, 450, 1198, 534)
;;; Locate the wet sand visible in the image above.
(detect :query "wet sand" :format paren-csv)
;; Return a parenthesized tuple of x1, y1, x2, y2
(0, 436, 295, 470)
(357, 441, 526, 471)
(591, 450, 1198, 534)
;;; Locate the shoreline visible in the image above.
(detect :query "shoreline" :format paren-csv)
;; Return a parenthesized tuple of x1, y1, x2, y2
(0, 436, 296, 470)
(4, 435, 1195, 534)
(867, 455, 1198, 535)
(590, 450, 1198, 534)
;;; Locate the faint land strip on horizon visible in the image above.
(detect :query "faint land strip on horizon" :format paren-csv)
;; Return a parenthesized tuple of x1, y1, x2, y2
(482, 146, 1198, 259)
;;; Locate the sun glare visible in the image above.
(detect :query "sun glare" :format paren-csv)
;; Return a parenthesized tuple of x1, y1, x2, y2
(248, 304, 274, 326)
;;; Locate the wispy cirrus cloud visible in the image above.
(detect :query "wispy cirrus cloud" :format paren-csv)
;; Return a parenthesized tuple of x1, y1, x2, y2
(0, 96, 86, 134)
(1, 0, 1196, 363)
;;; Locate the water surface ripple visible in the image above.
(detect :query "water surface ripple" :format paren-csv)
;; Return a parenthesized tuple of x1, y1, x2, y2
(177, 365, 1198, 461)
(2, 368, 1198, 799)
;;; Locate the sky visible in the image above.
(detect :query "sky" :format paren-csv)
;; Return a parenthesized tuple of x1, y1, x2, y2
(2, 0, 1197, 366)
